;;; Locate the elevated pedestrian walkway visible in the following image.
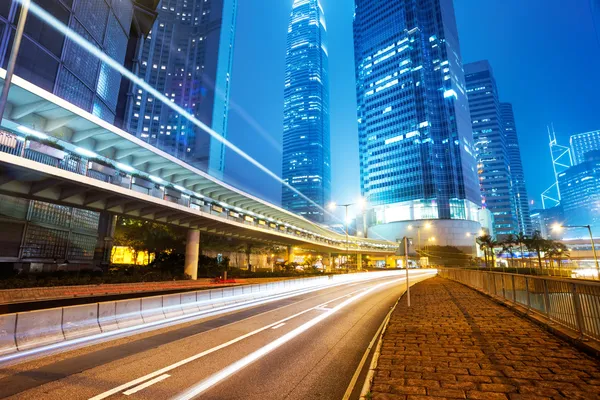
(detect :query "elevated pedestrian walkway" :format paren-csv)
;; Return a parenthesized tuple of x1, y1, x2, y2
(367, 278, 600, 400)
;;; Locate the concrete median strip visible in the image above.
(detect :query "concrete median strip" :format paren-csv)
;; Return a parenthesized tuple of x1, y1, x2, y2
(0, 272, 419, 364)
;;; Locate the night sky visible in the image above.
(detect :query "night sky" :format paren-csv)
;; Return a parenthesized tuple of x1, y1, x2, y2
(223, 0, 600, 220)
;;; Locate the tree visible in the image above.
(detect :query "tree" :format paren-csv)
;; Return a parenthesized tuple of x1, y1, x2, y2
(477, 234, 494, 270)
(501, 235, 516, 269)
(525, 231, 546, 272)
(515, 232, 528, 269)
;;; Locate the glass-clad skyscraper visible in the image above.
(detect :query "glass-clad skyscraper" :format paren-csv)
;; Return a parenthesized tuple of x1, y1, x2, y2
(570, 130, 600, 165)
(354, 0, 481, 248)
(0, 0, 140, 124)
(124, 0, 237, 178)
(464, 61, 517, 238)
(501, 103, 532, 235)
(281, 0, 330, 223)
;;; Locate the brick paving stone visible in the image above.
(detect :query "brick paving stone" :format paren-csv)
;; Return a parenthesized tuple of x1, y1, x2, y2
(368, 278, 600, 399)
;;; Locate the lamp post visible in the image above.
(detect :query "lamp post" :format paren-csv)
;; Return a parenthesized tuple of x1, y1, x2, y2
(408, 222, 432, 266)
(0, 0, 31, 123)
(553, 224, 599, 279)
(329, 200, 367, 272)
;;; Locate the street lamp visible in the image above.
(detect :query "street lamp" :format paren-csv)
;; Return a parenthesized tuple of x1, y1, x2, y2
(553, 223, 599, 278)
(408, 223, 433, 262)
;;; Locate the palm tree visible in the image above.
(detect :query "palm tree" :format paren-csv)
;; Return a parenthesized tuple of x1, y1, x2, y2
(515, 232, 528, 269)
(501, 234, 516, 269)
(526, 231, 546, 273)
(477, 234, 493, 269)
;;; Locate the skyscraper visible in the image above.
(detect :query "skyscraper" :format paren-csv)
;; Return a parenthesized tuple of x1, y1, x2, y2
(570, 130, 600, 165)
(558, 150, 600, 239)
(0, 0, 142, 124)
(123, 0, 237, 177)
(501, 103, 532, 235)
(464, 61, 517, 238)
(353, 0, 481, 250)
(281, 0, 330, 223)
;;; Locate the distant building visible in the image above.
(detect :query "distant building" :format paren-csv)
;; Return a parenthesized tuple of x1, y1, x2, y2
(501, 103, 532, 235)
(464, 61, 518, 239)
(123, 0, 238, 177)
(0, 0, 156, 270)
(558, 150, 600, 239)
(0, 0, 149, 124)
(530, 207, 563, 239)
(353, 0, 482, 253)
(570, 130, 600, 165)
(281, 0, 331, 222)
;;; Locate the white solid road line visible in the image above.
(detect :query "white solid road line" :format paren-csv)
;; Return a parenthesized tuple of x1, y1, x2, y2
(171, 277, 413, 400)
(271, 323, 286, 330)
(87, 283, 381, 400)
(123, 374, 171, 396)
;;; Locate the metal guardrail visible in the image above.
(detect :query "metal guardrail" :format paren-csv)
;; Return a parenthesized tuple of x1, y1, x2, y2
(439, 268, 600, 342)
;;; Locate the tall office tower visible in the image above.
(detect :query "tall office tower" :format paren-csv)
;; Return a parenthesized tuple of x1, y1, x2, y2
(464, 61, 517, 239)
(570, 130, 600, 165)
(558, 150, 600, 239)
(0, 0, 143, 124)
(281, 0, 330, 222)
(500, 103, 532, 235)
(353, 0, 481, 251)
(124, 0, 237, 178)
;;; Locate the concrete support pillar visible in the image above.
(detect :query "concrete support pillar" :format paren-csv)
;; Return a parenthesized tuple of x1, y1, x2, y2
(327, 252, 333, 272)
(357, 253, 363, 271)
(185, 229, 200, 280)
(94, 212, 117, 271)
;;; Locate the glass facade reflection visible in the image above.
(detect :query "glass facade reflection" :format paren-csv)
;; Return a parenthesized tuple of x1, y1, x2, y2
(570, 130, 600, 166)
(465, 61, 517, 238)
(0, 0, 135, 124)
(124, 0, 238, 178)
(558, 151, 600, 239)
(282, 0, 330, 223)
(353, 0, 480, 225)
(501, 103, 532, 235)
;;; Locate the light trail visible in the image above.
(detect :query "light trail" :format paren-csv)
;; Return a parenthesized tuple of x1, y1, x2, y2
(15, 0, 345, 227)
(171, 276, 414, 400)
(86, 283, 381, 400)
(0, 272, 404, 365)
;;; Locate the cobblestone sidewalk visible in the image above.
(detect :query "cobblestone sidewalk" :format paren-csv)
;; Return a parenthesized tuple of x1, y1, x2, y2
(369, 277, 600, 400)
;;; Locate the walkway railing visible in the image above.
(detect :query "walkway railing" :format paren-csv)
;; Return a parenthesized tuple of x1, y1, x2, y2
(439, 268, 600, 342)
(0, 128, 395, 253)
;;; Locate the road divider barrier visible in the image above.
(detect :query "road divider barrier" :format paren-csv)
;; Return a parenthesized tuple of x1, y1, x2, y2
(0, 272, 416, 359)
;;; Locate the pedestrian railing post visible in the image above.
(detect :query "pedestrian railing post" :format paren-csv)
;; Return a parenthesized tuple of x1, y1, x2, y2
(501, 273, 506, 299)
(543, 279, 552, 320)
(525, 276, 531, 313)
(571, 283, 586, 339)
(511, 274, 517, 303)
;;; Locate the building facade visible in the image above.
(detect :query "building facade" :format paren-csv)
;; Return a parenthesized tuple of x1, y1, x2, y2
(281, 0, 330, 223)
(123, 0, 237, 177)
(0, 0, 153, 271)
(500, 103, 531, 235)
(570, 130, 600, 166)
(353, 0, 481, 252)
(0, 0, 142, 125)
(464, 61, 518, 239)
(558, 151, 600, 239)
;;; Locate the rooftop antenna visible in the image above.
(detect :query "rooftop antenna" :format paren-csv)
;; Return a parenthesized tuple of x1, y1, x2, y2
(541, 124, 572, 209)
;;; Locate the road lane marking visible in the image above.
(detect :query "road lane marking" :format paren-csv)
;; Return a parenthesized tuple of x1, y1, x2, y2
(271, 323, 286, 330)
(172, 277, 411, 400)
(86, 283, 384, 400)
(314, 306, 332, 311)
(123, 374, 170, 396)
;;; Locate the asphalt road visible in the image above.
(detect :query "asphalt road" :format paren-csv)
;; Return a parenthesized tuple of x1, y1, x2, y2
(0, 270, 435, 400)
